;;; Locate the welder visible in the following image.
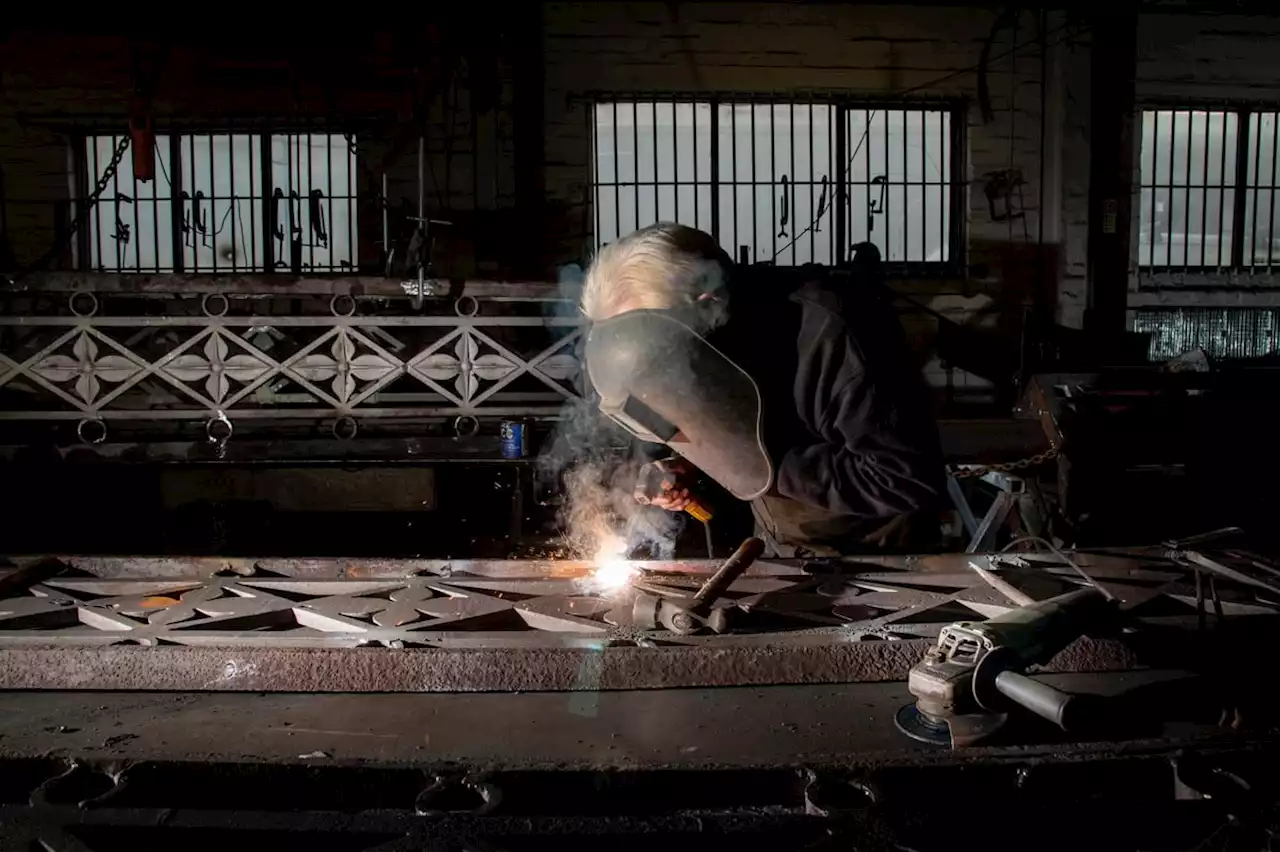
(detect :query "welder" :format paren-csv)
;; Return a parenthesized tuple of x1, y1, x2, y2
(582, 223, 945, 557)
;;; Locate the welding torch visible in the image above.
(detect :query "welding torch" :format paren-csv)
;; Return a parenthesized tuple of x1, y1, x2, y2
(634, 458, 716, 557)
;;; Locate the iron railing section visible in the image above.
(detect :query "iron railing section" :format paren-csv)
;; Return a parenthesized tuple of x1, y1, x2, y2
(1133, 307, 1280, 361)
(0, 288, 586, 445)
(590, 97, 961, 270)
(82, 130, 359, 275)
(1138, 108, 1280, 277)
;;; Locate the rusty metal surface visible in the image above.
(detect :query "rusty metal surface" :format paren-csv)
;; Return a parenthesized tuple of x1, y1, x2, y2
(0, 546, 1269, 691)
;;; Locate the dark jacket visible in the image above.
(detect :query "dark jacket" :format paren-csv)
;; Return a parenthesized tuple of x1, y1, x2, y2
(712, 270, 945, 555)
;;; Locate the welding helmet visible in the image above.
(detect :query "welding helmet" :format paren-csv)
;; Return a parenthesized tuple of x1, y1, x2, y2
(584, 309, 774, 501)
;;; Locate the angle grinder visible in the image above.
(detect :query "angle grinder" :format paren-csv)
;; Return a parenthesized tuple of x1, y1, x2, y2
(895, 586, 1117, 748)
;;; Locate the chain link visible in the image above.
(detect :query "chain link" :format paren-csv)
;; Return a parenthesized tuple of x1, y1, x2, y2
(14, 135, 132, 279)
(950, 446, 1060, 480)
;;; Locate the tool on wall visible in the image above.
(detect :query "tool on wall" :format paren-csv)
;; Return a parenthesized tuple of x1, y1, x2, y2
(895, 583, 1118, 747)
(983, 168, 1026, 223)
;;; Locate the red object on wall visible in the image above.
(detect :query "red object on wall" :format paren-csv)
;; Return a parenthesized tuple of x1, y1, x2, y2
(129, 113, 155, 183)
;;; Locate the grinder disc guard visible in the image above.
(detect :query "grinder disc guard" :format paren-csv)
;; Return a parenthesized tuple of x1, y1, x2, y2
(894, 703, 951, 746)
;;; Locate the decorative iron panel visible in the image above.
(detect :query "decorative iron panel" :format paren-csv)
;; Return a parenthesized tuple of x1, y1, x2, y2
(0, 281, 584, 444)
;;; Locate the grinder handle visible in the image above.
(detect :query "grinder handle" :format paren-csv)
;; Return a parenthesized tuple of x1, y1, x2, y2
(994, 670, 1077, 729)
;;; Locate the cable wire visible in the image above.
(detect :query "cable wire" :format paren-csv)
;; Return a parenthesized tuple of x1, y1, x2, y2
(1000, 534, 1113, 599)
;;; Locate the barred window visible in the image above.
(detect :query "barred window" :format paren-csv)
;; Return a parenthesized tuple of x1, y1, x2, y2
(1138, 108, 1280, 272)
(591, 98, 960, 268)
(83, 132, 358, 274)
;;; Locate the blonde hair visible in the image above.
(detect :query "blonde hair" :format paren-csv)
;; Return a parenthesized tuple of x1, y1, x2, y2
(581, 223, 729, 322)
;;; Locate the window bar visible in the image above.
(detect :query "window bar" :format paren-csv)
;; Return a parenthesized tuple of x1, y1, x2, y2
(917, 111, 924, 264)
(307, 131, 315, 270)
(90, 138, 103, 271)
(326, 130, 334, 268)
(189, 136, 200, 273)
(151, 137, 161, 272)
(900, 111, 909, 264)
(128, 136, 141, 272)
(750, 104, 757, 262)
(939, 109, 947, 263)
(612, 103, 621, 246)
(1165, 111, 1177, 272)
(870, 109, 880, 255)
(709, 99, 720, 243)
(672, 99, 680, 224)
(1148, 112, 1158, 271)
(731, 104, 739, 255)
(1217, 113, 1229, 271)
(170, 135, 185, 274)
(1183, 112, 1193, 271)
(834, 105, 846, 265)
(1252, 111, 1265, 274)
(249, 134, 258, 273)
(770, 104, 777, 260)
(788, 101, 796, 265)
(950, 109, 964, 267)
(1199, 112, 1210, 268)
(284, 133, 294, 272)
(345, 134, 354, 272)
(883, 108, 890, 261)
(1232, 109, 1251, 269)
(651, 101, 659, 227)
(808, 102, 815, 263)
(591, 106, 601, 251)
(692, 102, 700, 231)
(210, 134, 219, 273)
(260, 134, 274, 273)
(1269, 113, 1279, 270)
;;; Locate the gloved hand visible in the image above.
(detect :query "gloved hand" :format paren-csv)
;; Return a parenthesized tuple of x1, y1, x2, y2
(634, 458, 693, 512)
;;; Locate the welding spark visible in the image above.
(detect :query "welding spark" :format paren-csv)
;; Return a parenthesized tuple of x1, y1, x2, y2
(589, 533, 638, 593)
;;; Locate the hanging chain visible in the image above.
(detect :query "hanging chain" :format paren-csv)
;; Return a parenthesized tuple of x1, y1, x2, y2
(14, 134, 132, 279)
(949, 445, 1060, 480)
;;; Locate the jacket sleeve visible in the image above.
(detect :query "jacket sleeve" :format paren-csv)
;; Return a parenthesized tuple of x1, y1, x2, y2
(772, 339, 942, 518)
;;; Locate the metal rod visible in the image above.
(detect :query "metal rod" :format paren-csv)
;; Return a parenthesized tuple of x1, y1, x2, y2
(750, 104, 757, 261)
(1183, 112, 1193, 270)
(1232, 109, 1250, 268)
(920, 110, 926, 264)
(835, 105, 846, 264)
(326, 130, 334, 269)
(591, 104, 601, 249)
(90, 137, 102, 270)
(693, 537, 765, 609)
(1270, 112, 1279, 270)
(709, 100, 720, 242)
(260, 134, 273, 273)
(883, 106, 890, 260)
(131, 136, 141, 272)
(152, 135, 161, 272)
(170, 135, 184, 273)
(347, 134, 355, 272)
(651, 101, 659, 225)
(609, 102, 619, 243)
(1200, 111, 1210, 268)
(1217, 113, 1230, 271)
(209, 134, 218, 272)
(307, 130, 314, 271)
(692, 102, 700, 230)
(1252, 110, 1265, 274)
(731, 103, 739, 253)
(940, 109, 947, 262)
(808, 102, 816, 263)
(1148, 111, 1158, 271)
(672, 99, 680, 223)
(770, 103, 777, 260)
(248, 135, 258, 272)
(789, 101, 797, 265)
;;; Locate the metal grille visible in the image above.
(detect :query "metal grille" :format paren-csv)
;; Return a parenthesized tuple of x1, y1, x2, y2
(591, 98, 957, 268)
(1138, 108, 1280, 273)
(84, 132, 357, 274)
(1133, 307, 1280, 360)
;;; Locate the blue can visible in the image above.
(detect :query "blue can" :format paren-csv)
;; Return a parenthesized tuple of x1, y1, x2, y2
(500, 420, 527, 459)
